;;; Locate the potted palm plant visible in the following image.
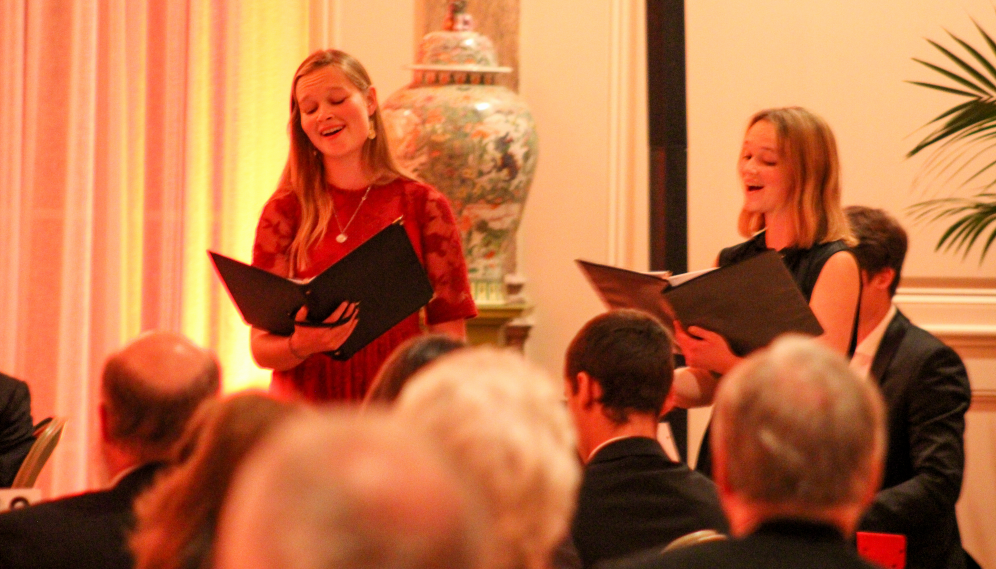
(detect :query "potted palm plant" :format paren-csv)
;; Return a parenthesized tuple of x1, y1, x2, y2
(908, 14, 996, 263)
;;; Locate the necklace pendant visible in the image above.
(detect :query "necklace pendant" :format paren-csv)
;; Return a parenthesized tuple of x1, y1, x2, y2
(336, 233, 347, 243)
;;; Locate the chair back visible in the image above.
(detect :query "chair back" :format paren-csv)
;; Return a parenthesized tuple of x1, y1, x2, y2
(11, 416, 67, 488)
(662, 529, 727, 552)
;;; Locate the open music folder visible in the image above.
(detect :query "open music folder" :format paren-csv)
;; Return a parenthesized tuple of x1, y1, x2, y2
(210, 219, 434, 360)
(577, 250, 823, 356)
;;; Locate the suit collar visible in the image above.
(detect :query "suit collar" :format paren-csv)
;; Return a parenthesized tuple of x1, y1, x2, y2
(869, 309, 910, 383)
(587, 436, 670, 464)
(753, 518, 847, 543)
(112, 461, 166, 496)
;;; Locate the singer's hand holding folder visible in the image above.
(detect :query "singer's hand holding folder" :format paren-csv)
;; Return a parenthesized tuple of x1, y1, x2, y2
(210, 220, 434, 360)
(576, 251, 823, 356)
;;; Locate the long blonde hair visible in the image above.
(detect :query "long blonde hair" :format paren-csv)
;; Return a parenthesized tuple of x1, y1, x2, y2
(737, 107, 854, 248)
(284, 49, 406, 273)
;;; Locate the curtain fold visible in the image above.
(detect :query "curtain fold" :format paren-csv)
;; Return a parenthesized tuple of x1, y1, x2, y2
(0, 0, 309, 495)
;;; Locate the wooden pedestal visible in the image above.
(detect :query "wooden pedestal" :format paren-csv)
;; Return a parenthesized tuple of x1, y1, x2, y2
(466, 303, 532, 351)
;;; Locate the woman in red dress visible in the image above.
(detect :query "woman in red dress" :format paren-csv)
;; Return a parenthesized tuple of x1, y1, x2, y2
(250, 49, 477, 402)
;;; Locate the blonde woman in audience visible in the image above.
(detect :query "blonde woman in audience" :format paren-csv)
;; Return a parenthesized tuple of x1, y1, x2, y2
(394, 347, 581, 569)
(130, 391, 295, 569)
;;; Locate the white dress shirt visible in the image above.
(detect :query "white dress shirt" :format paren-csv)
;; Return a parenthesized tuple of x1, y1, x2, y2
(850, 304, 897, 380)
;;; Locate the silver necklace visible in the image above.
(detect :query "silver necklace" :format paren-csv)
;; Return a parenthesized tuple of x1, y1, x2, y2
(330, 185, 372, 243)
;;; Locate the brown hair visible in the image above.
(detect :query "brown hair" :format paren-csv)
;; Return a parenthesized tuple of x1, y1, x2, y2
(364, 334, 466, 405)
(845, 205, 908, 296)
(130, 392, 295, 569)
(284, 49, 406, 273)
(565, 310, 675, 424)
(737, 107, 854, 249)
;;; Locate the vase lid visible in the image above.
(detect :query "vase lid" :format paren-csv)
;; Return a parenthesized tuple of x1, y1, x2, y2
(409, 1, 511, 74)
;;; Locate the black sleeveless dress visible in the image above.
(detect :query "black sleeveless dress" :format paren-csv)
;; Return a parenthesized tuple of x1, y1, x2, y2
(695, 231, 854, 477)
(717, 231, 848, 301)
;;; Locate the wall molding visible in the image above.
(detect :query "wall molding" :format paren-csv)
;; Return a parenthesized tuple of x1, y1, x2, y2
(895, 281, 996, 353)
(309, 0, 340, 50)
(896, 283, 996, 398)
(901, 277, 996, 290)
(970, 389, 996, 411)
(606, 0, 648, 268)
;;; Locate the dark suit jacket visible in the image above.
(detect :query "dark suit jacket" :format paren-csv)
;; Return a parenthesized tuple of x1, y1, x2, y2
(0, 462, 164, 569)
(604, 519, 880, 569)
(858, 310, 971, 569)
(0, 373, 34, 487)
(571, 436, 728, 569)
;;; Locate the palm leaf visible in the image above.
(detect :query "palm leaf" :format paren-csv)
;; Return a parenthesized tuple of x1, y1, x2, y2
(975, 16, 996, 61)
(908, 195, 996, 262)
(908, 99, 996, 156)
(913, 57, 990, 96)
(940, 34, 996, 91)
(962, 22, 996, 82)
(981, 227, 996, 258)
(927, 37, 996, 94)
(906, 81, 984, 99)
(909, 20, 996, 263)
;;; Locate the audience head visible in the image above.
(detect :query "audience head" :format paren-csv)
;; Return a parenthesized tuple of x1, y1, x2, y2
(738, 106, 852, 248)
(130, 391, 295, 569)
(215, 408, 485, 569)
(845, 205, 908, 297)
(711, 336, 885, 537)
(395, 347, 580, 569)
(100, 331, 220, 469)
(564, 309, 674, 424)
(364, 333, 466, 405)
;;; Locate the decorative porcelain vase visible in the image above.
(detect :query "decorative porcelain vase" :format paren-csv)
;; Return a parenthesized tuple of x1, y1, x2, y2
(383, 2, 537, 305)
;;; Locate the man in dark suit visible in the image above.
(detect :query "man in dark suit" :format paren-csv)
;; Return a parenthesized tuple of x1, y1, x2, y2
(564, 310, 728, 569)
(846, 206, 973, 569)
(607, 336, 886, 569)
(0, 331, 221, 569)
(0, 372, 34, 487)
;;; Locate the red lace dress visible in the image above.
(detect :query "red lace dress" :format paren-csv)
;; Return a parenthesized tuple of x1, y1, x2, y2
(252, 177, 477, 402)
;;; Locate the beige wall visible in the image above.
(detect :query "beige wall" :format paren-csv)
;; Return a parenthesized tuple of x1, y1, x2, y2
(518, 0, 649, 377)
(313, 0, 415, 101)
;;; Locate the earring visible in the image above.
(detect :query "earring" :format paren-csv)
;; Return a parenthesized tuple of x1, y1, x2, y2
(368, 116, 377, 140)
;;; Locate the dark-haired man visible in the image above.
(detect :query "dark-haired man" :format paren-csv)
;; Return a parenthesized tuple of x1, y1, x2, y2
(0, 331, 221, 569)
(565, 309, 727, 568)
(845, 206, 973, 569)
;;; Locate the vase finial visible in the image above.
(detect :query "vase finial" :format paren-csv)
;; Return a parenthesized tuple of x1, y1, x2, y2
(443, 1, 474, 32)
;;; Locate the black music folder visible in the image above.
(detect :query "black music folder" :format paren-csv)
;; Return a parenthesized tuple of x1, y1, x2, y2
(210, 220, 434, 360)
(576, 250, 823, 356)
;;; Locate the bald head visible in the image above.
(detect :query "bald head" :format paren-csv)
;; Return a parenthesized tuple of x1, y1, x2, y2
(102, 331, 220, 463)
(215, 409, 485, 569)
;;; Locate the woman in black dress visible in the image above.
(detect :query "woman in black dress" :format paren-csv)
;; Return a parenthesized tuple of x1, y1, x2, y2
(672, 108, 861, 470)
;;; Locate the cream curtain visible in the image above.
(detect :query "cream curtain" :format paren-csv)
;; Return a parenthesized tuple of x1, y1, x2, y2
(0, 0, 309, 496)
